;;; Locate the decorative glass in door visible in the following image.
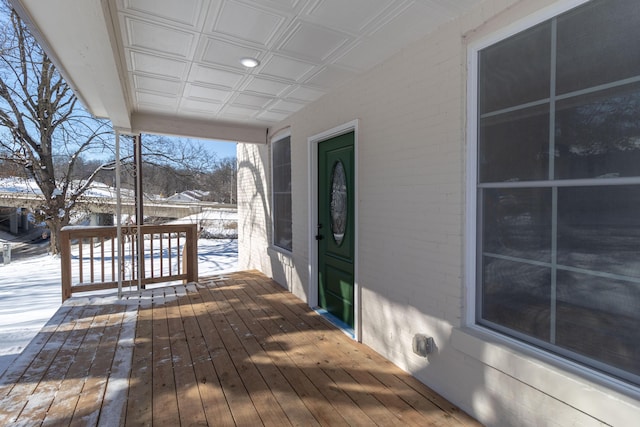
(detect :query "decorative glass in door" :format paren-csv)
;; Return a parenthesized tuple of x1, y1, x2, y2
(330, 160, 347, 245)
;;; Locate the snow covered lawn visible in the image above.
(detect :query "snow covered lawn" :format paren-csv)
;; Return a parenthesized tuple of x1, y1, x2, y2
(0, 238, 238, 377)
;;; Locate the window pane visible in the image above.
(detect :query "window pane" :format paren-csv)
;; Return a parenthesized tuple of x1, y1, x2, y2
(556, 0, 640, 95)
(479, 105, 549, 182)
(272, 137, 292, 251)
(273, 163, 291, 193)
(481, 188, 551, 262)
(479, 21, 551, 114)
(556, 270, 640, 377)
(481, 258, 551, 342)
(273, 194, 292, 249)
(273, 137, 291, 192)
(476, 0, 640, 383)
(555, 84, 640, 179)
(557, 186, 640, 279)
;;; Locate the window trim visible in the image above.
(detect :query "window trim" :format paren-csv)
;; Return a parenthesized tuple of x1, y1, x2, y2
(270, 128, 292, 253)
(464, 0, 640, 400)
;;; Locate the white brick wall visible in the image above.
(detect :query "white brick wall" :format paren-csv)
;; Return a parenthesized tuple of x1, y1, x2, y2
(236, 0, 640, 425)
(237, 137, 300, 292)
(237, 142, 271, 274)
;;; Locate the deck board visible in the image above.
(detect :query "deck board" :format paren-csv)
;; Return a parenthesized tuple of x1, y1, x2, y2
(0, 304, 89, 425)
(125, 295, 153, 427)
(198, 281, 275, 426)
(221, 281, 376, 426)
(70, 304, 126, 427)
(0, 270, 480, 426)
(150, 287, 181, 427)
(237, 276, 439, 426)
(40, 304, 110, 427)
(182, 289, 237, 426)
(220, 284, 322, 427)
(167, 285, 209, 427)
(207, 286, 293, 427)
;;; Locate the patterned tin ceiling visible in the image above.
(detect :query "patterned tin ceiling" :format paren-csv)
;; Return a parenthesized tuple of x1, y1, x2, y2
(12, 0, 482, 140)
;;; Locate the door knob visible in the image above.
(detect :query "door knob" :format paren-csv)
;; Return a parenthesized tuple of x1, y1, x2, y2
(315, 224, 323, 240)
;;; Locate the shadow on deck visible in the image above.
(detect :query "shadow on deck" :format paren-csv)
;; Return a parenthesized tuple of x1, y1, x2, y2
(0, 270, 479, 426)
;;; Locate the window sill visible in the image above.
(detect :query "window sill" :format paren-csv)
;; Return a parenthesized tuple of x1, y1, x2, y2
(267, 245, 293, 265)
(451, 327, 640, 424)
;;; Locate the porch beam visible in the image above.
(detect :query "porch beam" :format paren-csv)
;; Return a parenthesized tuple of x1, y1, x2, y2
(10, 0, 132, 130)
(131, 112, 268, 144)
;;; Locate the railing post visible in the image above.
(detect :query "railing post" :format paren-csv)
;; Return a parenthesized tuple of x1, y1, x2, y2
(184, 224, 198, 283)
(136, 224, 145, 289)
(60, 228, 72, 302)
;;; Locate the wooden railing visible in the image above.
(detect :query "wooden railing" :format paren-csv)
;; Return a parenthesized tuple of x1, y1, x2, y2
(60, 224, 198, 301)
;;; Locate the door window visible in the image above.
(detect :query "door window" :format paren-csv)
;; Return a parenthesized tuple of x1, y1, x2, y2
(330, 160, 347, 245)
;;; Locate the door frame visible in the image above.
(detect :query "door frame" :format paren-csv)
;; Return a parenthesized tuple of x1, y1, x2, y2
(308, 119, 360, 341)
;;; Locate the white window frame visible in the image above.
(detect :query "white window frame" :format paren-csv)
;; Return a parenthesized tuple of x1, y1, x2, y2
(462, 0, 640, 411)
(271, 129, 292, 253)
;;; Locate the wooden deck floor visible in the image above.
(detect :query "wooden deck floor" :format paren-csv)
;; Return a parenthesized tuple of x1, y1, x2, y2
(0, 270, 479, 426)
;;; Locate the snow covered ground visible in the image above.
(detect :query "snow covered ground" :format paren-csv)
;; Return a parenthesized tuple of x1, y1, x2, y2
(0, 176, 134, 198)
(0, 176, 239, 376)
(0, 237, 238, 377)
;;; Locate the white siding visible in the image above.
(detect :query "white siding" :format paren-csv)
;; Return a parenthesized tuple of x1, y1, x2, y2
(236, 0, 640, 425)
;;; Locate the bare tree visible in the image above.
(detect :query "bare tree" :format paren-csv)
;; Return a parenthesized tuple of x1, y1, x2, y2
(107, 135, 218, 200)
(0, 4, 224, 254)
(201, 157, 237, 203)
(0, 5, 117, 254)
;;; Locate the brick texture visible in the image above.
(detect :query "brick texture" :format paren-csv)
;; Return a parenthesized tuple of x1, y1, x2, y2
(236, 0, 640, 425)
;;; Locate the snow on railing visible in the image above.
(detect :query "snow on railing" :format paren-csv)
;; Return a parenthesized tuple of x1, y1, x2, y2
(60, 224, 198, 301)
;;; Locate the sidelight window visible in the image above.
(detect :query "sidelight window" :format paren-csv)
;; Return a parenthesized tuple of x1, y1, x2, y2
(272, 135, 292, 251)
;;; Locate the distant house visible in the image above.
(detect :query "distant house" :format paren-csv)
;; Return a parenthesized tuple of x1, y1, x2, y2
(166, 190, 210, 203)
(12, 0, 640, 425)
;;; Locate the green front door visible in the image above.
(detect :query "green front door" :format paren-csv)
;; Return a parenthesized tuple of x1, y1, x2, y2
(317, 131, 355, 328)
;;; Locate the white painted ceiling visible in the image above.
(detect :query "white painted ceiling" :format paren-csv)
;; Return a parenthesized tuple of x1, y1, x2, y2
(12, 0, 482, 142)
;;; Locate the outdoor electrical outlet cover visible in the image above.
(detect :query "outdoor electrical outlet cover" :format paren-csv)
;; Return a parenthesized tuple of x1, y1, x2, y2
(413, 334, 434, 357)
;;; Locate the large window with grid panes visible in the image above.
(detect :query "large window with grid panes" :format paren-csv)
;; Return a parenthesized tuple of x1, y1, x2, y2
(475, 0, 640, 385)
(272, 135, 292, 251)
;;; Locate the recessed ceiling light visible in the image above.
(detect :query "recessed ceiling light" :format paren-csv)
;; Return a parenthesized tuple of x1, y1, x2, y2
(240, 57, 260, 68)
